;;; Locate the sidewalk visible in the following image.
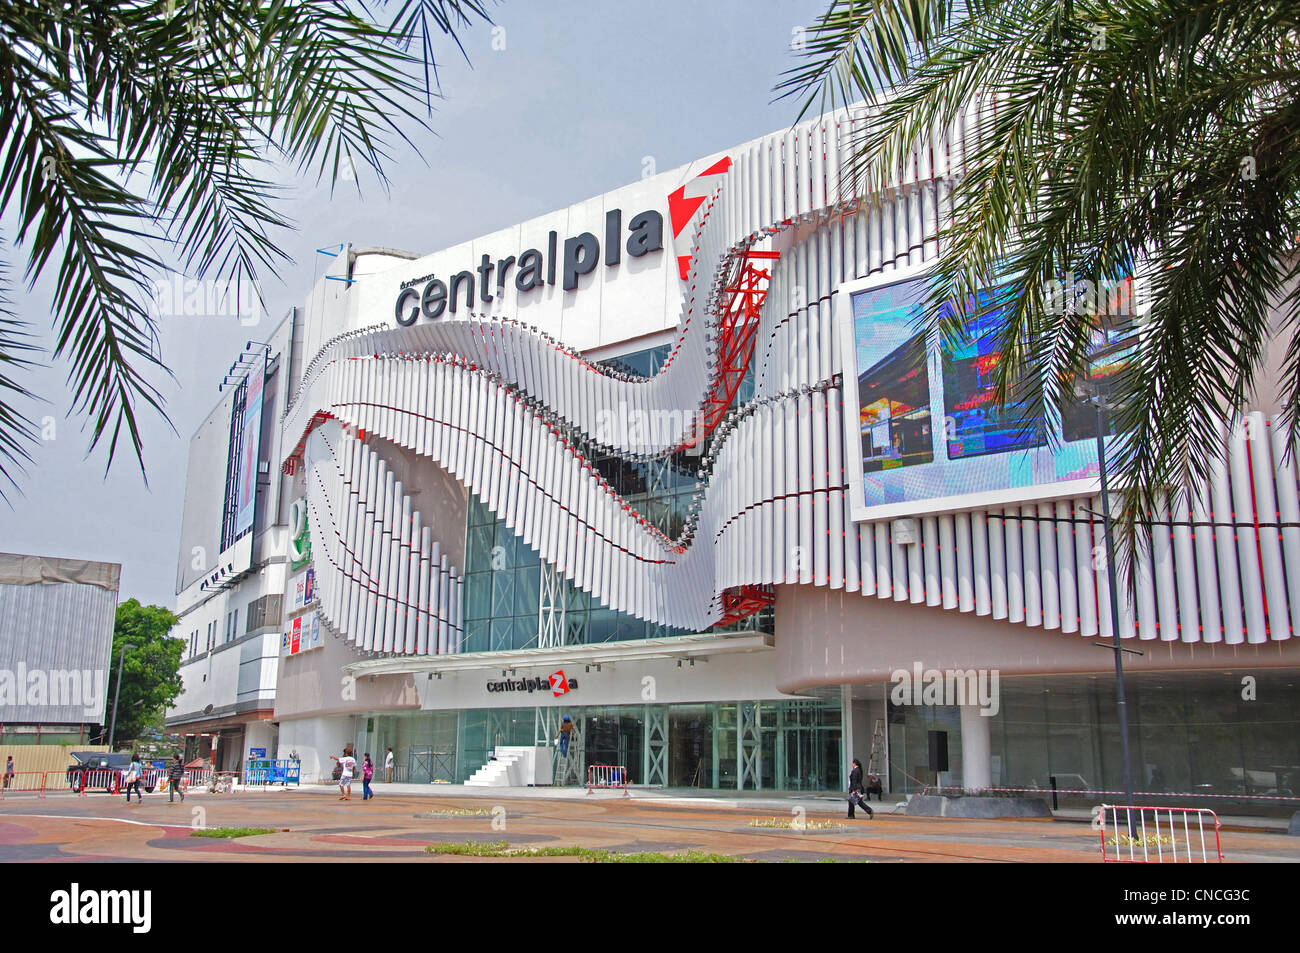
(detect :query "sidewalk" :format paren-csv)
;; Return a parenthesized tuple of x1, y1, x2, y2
(250, 780, 1295, 832)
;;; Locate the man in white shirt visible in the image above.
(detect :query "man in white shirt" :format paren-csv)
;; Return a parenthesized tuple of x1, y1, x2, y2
(330, 747, 356, 801)
(384, 747, 394, 783)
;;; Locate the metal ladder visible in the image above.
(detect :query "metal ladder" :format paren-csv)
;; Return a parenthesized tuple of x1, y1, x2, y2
(551, 729, 584, 787)
(866, 719, 885, 777)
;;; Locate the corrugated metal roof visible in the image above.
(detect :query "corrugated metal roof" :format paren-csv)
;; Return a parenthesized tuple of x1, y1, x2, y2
(0, 579, 117, 723)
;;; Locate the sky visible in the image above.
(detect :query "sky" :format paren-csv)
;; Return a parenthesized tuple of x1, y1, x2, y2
(0, 0, 832, 608)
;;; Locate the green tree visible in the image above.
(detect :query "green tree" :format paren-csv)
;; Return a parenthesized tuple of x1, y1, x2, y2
(104, 598, 182, 749)
(781, 0, 1300, 541)
(0, 0, 489, 493)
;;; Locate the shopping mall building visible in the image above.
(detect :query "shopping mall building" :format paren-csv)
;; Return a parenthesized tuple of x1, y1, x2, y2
(165, 106, 1300, 813)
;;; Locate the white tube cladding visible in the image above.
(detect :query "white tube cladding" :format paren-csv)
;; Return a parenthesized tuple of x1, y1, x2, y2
(281, 109, 1299, 648)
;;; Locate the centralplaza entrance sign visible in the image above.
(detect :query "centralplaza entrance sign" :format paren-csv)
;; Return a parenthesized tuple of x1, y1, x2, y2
(394, 208, 665, 324)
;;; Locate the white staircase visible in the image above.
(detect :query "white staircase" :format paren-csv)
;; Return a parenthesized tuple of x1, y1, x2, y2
(464, 746, 552, 786)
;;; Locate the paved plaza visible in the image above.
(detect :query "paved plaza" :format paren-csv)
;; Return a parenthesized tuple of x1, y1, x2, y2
(1, 785, 1295, 863)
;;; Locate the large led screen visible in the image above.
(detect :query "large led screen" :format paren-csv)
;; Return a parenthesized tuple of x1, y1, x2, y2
(839, 264, 1123, 522)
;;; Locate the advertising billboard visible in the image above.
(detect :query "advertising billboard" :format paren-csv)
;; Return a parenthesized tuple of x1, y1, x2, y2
(838, 263, 1128, 522)
(233, 361, 264, 538)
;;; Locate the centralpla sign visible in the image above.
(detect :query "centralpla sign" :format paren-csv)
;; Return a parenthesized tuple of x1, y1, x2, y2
(394, 209, 665, 325)
(486, 670, 577, 697)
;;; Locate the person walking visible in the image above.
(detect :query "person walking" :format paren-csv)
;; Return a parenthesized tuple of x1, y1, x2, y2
(166, 754, 186, 803)
(384, 747, 394, 783)
(3, 755, 13, 789)
(330, 747, 356, 801)
(362, 753, 375, 800)
(124, 752, 144, 804)
(847, 758, 873, 820)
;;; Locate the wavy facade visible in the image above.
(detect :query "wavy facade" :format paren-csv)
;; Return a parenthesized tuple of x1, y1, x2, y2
(283, 105, 1300, 655)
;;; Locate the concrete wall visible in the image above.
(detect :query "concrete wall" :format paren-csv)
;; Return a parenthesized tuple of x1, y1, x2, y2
(276, 714, 353, 782)
(274, 625, 421, 721)
(773, 584, 1300, 695)
(170, 631, 279, 723)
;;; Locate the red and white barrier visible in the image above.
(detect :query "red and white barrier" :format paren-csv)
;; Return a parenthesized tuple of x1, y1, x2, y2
(1100, 805, 1223, 863)
(586, 764, 630, 796)
(0, 771, 47, 799)
(76, 768, 121, 795)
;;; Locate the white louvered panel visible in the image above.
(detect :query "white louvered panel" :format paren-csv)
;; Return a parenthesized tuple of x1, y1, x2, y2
(402, 358, 415, 449)
(760, 136, 773, 232)
(987, 511, 1007, 620)
(946, 512, 969, 612)
(504, 399, 523, 527)
(906, 531, 923, 604)
(1133, 523, 1159, 640)
(1073, 501, 1098, 637)
(469, 373, 487, 494)
(379, 475, 398, 654)
(783, 132, 796, 221)
(932, 514, 954, 609)
(485, 384, 504, 512)
(873, 520, 894, 595)
(795, 125, 806, 214)
(1091, 503, 1113, 639)
(1150, 496, 1179, 641)
(1004, 509, 1024, 623)
(810, 121, 824, 213)
(1020, 505, 1041, 627)
(827, 391, 845, 589)
(400, 499, 416, 653)
(449, 568, 462, 653)
(518, 415, 537, 549)
(361, 460, 383, 652)
(1052, 500, 1076, 633)
(758, 403, 775, 585)
(344, 445, 368, 643)
(427, 540, 442, 653)
(337, 438, 359, 636)
(1226, 420, 1263, 643)
(823, 116, 839, 205)
(361, 458, 385, 650)
(784, 397, 801, 583)
(429, 362, 444, 462)
(790, 390, 811, 582)
(920, 517, 941, 605)
(1270, 423, 1300, 640)
(436, 553, 450, 655)
(1170, 492, 1201, 643)
(1247, 412, 1290, 640)
(811, 390, 829, 586)
(855, 513, 873, 595)
(895, 191, 912, 268)
(416, 526, 431, 655)
(572, 467, 590, 591)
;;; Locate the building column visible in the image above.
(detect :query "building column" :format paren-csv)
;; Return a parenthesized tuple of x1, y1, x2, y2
(959, 704, 992, 791)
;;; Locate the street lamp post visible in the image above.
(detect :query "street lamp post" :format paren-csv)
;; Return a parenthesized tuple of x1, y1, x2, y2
(107, 642, 137, 750)
(1092, 396, 1136, 814)
(1079, 358, 1142, 835)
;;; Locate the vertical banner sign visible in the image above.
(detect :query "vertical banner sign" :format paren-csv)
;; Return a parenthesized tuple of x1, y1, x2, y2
(234, 361, 265, 536)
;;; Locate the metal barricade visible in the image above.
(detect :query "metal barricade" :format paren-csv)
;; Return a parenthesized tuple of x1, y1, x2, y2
(186, 767, 213, 789)
(141, 768, 166, 793)
(0, 771, 46, 798)
(586, 764, 630, 796)
(243, 759, 301, 788)
(1099, 805, 1223, 863)
(76, 768, 121, 795)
